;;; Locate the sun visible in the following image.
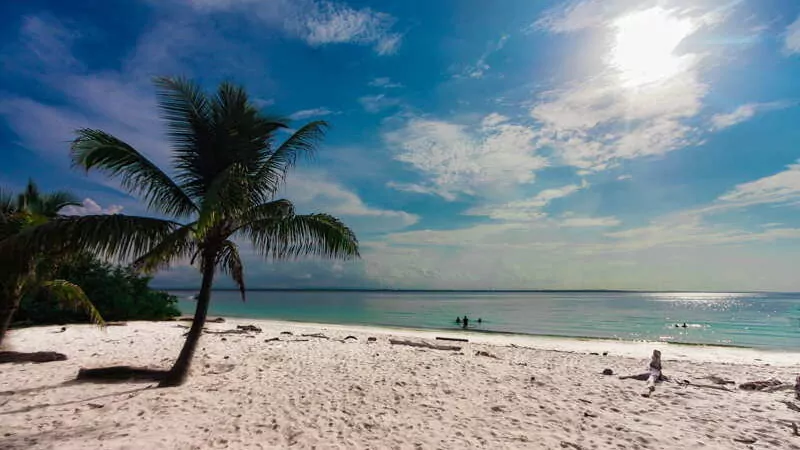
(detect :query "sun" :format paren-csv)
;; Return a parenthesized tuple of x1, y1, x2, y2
(610, 7, 696, 88)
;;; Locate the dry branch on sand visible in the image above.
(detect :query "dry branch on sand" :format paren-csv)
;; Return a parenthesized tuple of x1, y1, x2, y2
(389, 339, 461, 351)
(0, 351, 67, 364)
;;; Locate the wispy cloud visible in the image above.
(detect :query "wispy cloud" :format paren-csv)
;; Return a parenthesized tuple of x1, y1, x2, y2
(182, 0, 403, 55)
(785, 15, 800, 54)
(710, 101, 794, 129)
(358, 94, 401, 113)
(531, 3, 722, 172)
(465, 181, 587, 221)
(561, 215, 621, 227)
(459, 34, 509, 79)
(289, 107, 336, 120)
(62, 198, 124, 216)
(385, 114, 547, 200)
(368, 77, 403, 88)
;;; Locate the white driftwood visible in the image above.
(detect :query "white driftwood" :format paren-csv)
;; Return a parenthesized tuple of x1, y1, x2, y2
(388, 339, 461, 351)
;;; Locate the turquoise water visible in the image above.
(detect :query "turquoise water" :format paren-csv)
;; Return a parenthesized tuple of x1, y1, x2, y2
(171, 290, 800, 351)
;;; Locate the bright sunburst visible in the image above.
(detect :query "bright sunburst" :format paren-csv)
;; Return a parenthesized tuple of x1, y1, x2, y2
(610, 7, 696, 88)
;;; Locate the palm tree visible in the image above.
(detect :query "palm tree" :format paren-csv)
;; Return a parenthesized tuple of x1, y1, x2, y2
(0, 180, 102, 346)
(8, 77, 360, 386)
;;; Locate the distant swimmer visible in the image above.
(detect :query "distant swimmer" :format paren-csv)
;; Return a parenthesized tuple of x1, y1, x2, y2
(456, 317, 461, 325)
(462, 316, 469, 329)
(682, 323, 687, 328)
(477, 318, 482, 324)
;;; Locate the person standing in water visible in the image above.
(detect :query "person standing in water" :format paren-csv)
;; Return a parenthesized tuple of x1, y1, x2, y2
(456, 317, 461, 325)
(462, 316, 469, 329)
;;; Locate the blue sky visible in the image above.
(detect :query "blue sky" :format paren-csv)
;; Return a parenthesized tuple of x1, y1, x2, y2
(2, 0, 800, 290)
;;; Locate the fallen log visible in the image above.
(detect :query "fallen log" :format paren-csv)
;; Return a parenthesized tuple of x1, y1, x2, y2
(236, 325, 262, 333)
(76, 366, 167, 382)
(739, 379, 783, 391)
(389, 339, 461, 351)
(703, 375, 735, 385)
(301, 333, 330, 339)
(0, 351, 67, 364)
(436, 336, 469, 342)
(264, 337, 280, 343)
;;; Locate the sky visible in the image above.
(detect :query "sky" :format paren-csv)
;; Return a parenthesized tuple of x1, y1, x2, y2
(2, 0, 800, 291)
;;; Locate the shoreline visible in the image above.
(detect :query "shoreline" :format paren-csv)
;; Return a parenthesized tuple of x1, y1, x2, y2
(3, 318, 800, 449)
(193, 317, 800, 366)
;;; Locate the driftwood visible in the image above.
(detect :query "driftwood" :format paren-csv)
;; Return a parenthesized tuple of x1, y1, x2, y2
(682, 381, 732, 392)
(301, 333, 330, 339)
(344, 335, 357, 340)
(76, 366, 167, 382)
(0, 351, 67, 364)
(436, 336, 469, 342)
(236, 325, 262, 333)
(475, 350, 500, 359)
(792, 422, 798, 436)
(739, 379, 783, 391)
(389, 339, 461, 351)
(264, 337, 280, 343)
(796, 375, 800, 400)
(779, 400, 800, 412)
(703, 375, 735, 385)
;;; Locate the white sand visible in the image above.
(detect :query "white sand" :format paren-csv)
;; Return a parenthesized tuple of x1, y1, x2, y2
(2, 318, 799, 449)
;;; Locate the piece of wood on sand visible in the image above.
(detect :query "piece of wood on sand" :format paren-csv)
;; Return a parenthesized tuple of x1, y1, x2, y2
(76, 366, 167, 382)
(0, 351, 67, 364)
(389, 339, 461, 351)
(436, 336, 469, 342)
(795, 375, 800, 400)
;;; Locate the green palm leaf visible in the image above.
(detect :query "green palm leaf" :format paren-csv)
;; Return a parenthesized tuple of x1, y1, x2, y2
(240, 213, 359, 260)
(218, 240, 245, 301)
(131, 223, 197, 274)
(40, 279, 105, 327)
(71, 129, 197, 218)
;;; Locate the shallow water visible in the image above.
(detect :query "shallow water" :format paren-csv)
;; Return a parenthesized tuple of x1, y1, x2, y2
(172, 290, 800, 351)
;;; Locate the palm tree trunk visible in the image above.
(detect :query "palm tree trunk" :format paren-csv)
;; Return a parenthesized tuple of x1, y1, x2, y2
(158, 253, 216, 387)
(0, 303, 19, 348)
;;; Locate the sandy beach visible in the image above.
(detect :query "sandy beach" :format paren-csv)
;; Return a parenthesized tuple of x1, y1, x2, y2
(2, 318, 799, 450)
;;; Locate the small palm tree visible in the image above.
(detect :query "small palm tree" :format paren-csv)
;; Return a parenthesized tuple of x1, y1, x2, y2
(0, 180, 102, 346)
(9, 77, 360, 386)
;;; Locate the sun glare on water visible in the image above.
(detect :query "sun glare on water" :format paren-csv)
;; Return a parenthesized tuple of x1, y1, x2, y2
(611, 7, 696, 88)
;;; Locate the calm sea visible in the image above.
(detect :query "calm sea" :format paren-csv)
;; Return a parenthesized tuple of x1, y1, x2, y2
(170, 290, 800, 351)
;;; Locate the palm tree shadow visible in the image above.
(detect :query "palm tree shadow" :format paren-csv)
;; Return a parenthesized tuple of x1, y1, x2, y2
(1, 423, 131, 450)
(0, 385, 154, 416)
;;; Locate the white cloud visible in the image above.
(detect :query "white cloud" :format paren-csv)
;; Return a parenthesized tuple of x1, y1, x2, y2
(617, 174, 632, 180)
(385, 115, 547, 200)
(710, 101, 793, 129)
(358, 94, 400, 113)
(481, 113, 509, 128)
(184, 0, 403, 55)
(561, 216, 621, 227)
(385, 182, 457, 201)
(460, 34, 509, 79)
(289, 107, 336, 120)
(715, 160, 800, 209)
(13, 15, 81, 72)
(785, 15, 800, 54)
(531, 4, 717, 172)
(62, 198, 124, 216)
(465, 181, 587, 221)
(368, 77, 403, 88)
(282, 171, 418, 233)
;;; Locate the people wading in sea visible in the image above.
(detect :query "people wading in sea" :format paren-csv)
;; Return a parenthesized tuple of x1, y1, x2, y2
(462, 316, 469, 329)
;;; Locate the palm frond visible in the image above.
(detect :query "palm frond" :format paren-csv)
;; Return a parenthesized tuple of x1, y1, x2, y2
(195, 163, 251, 238)
(131, 223, 197, 274)
(234, 199, 295, 229)
(39, 191, 82, 217)
(252, 121, 327, 201)
(218, 240, 245, 301)
(40, 279, 105, 327)
(153, 76, 214, 198)
(71, 129, 197, 217)
(239, 213, 359, 260)
(0, 214, 181, 263)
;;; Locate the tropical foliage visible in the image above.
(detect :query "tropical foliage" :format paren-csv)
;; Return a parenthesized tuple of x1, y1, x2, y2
(4, 77, 360, 386)
(0, 180, 103, 346)
(16, 253, 180, 325)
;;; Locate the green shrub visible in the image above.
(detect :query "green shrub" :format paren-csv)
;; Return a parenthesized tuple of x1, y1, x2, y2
(16, 254, 180, 324)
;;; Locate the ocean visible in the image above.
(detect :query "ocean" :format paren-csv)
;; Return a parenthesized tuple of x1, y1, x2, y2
(171, 290, 800, 351)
